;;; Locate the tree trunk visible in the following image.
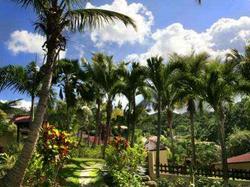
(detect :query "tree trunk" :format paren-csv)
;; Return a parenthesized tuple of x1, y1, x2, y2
(167, 109, 175, 165)
(130, 96, 136, 147)
(102, 97, 112, 158)
(30, 94, 35, 121)
(0, 57, 55, 187)
(126, 100, 131, 141)
(156, 95, 162, 178)
(95, 98, 101, 145)
(190, 111, 196, 170)
(66, 105, 70, 130)
(218, 105, 229, 187)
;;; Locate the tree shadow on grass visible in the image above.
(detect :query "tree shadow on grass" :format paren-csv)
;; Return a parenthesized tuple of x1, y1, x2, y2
(58, 158, 105, 187)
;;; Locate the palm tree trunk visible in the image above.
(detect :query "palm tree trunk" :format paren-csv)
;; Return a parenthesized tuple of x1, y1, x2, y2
(156, 95, 162, 178)
(95, 98, 101, 145)
(130, 96, 136, 147)
(102, 97, 112, 158)
(126, 100, 131, 141)
(190, 111, 196, 169)
(30, 94, 35, 121)
(0, 56, 55, 187)
(218, 106, 229, 187)
(66, 105, 70, 130)
(167, 109, 175, 165)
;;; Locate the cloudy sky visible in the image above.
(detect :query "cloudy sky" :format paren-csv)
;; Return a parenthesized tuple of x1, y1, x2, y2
(1, 0, 250, 109)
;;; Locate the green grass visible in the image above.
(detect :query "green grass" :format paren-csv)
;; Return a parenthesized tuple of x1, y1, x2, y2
(58, 158, 105, 187)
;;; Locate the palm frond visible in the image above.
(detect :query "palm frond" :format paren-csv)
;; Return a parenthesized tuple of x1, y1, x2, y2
(67, 8, 136, 32)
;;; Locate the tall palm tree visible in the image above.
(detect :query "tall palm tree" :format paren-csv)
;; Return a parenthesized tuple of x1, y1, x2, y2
(226, 46, 250, 93)
(0, 61, 41, 120)
(81, 57, 105, 145)
(202, 60, 238, 187)
(85, 53, 124, 157)
(0, 1, 136, 186)
(54, 59, 82, 130)
(171, 53, 209, 173)
(146, 56, 165, 178)
(161, 59, 186, 165)
(118, 62, 149, 146)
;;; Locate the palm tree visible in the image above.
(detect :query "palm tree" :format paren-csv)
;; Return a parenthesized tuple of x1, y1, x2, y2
(0, 1, 136, 186)
(54, 59, 82, 130)
(171, 53, 209, 173)
(146, 56, 165, 178)
(160, 59, 186, 166)
(202, 60, 238, 187)
(85, 53, 124, 157)
(0, 62, 41, 120)
(118, 62, 149, 146)
(81, 57, 105, 145)
(226, 46, 250, 93)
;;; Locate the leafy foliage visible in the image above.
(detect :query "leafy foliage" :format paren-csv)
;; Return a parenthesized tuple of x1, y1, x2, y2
(105, 136, 146, 187)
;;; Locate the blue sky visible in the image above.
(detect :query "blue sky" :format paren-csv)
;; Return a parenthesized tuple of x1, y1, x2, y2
(1, 0, 250, 109)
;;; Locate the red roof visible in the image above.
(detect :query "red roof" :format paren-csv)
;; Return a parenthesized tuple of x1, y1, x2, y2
(12, 115, 31, 124)
(227, 153, 250, 164)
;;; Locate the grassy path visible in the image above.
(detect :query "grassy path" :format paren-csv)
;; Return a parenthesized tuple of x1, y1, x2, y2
(58, 158, 105, 187)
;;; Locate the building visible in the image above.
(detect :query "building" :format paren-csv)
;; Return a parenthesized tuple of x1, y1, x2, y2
(214, 152, 250, 170)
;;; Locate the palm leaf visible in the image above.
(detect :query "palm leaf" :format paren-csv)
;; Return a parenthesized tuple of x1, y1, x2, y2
(67, 8, 136, 32)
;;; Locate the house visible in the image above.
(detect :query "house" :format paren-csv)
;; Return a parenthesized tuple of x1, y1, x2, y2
(12, 115, 31, 142)
(144, 136, 170, 179)
(214, 152, 250, 170)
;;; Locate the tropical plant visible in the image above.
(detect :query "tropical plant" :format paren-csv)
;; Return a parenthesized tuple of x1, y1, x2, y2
(171, 52, 209, 172)
(226, 45, 250, 94)
(118, 62, 149, 146)
(0, 62, 41, 119)
(201, 59, 238, 186)
(227, 130, 250, 157)
(54, 59, 82, 130)
(105, 136, 146, 187)
(146, 56, 165, 178)
(85, 53, 125, 157)
(0, 1, 136, 186)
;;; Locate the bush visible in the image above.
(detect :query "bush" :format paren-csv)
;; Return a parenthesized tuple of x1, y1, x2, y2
(24, 124, 75, 186)
(157, 176, 222, 187)
(227, 130, 250, 156)
(0, 153, 16, 178)
(105, 136, 146, 187)
(161, 136, 220, 167)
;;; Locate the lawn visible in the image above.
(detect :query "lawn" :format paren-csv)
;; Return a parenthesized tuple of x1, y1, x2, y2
(58, 158, 105, 187)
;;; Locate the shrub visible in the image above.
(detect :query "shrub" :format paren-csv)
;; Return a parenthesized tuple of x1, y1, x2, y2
(24, 124, 75, 186)
(157, 176, 222, 187)
(0, 153, 16, 178)
(227, 130, 250, 156)
(105, 136, 146, 187)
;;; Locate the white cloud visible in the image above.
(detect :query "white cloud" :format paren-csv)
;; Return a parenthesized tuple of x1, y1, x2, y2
(7, 30, 66, 60)
(86, 0, 153, 47)
(127, 16, 250, 64)
(7, 30, 45, 56)
(0, 99, 31, 111)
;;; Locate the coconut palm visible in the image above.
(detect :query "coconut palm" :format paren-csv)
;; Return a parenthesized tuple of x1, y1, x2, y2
(118, 62, 149, 146)
(0, 1, 136, 185)
(171, 53, 209, 173)
(202, 60, 238, 186)
(146, 56, 165, 178)
(0, 62, 41, 120)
